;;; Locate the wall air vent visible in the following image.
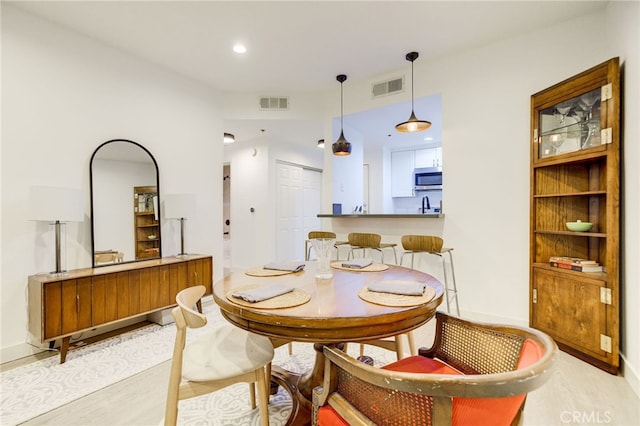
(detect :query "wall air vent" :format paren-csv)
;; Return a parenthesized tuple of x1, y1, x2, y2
(259, 97, 289, 110)
(372, 76, 404, 98)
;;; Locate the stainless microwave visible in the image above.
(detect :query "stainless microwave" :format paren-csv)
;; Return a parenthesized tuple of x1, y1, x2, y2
(414, 167, 443, 191)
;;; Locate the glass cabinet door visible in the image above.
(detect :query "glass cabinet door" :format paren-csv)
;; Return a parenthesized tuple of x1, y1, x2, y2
(538, 87, 603, 159)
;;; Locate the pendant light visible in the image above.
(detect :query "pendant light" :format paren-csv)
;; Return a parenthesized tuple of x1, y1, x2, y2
(332, 74, 351, 156)
(395, 52, 431, 133)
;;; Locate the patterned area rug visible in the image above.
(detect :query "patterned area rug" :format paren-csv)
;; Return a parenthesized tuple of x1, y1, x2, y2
(1, 304, 398, 425)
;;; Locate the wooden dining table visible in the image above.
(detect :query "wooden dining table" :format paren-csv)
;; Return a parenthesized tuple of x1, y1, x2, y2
(212, 261, 444, 425)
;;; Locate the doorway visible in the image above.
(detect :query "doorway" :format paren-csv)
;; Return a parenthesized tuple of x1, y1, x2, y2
(223, 164, 231, 271)
(275, 161, 322, 261)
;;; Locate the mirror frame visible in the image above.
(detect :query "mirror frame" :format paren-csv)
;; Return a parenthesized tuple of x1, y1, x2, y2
(90, 139, 161, 267)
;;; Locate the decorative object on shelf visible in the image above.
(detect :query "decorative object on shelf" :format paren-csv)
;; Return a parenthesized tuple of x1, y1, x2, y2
(332, 74, 351, 156)
(566, 220, 593, 232)
(395, 51, 431, 133)
(530, 57, 620, 374)
(28, 185, 84, 276)
(223, 132, 235, 144)
(164, 193, 196, 258)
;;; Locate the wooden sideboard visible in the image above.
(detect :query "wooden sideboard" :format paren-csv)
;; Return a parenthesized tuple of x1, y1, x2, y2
(28, 255, 212, 363)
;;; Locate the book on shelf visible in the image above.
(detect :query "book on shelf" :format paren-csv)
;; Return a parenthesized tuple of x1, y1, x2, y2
(549, 261, 603, 273)
(549, 256, 598, 265)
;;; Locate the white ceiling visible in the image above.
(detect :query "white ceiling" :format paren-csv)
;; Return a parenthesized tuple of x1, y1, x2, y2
(9, 0, 607, 147)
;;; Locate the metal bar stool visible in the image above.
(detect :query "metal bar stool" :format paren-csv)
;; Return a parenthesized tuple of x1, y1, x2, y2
(400, 235, 460, 316)
(346, 232, 398, 264)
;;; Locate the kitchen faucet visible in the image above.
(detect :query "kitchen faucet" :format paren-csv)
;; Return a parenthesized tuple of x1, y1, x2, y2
(422, 195, 431, 214)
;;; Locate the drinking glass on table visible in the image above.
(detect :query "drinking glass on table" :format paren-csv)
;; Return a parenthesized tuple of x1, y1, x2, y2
(311, 238, 336, 279)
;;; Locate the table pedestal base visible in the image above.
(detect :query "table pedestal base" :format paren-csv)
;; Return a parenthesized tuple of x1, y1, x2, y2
(271, 343, 344, 426)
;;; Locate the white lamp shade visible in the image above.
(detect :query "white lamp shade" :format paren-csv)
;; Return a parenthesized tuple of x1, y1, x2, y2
(164, 193, 196, 219)
(28, 186, 84, 222)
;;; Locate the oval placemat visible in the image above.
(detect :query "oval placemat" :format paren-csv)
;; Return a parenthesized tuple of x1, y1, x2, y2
(245, 266, 300, 277)
(227, 287, 310, 309)
(330, 261, 390, 272)
(358, 282, 436, 307)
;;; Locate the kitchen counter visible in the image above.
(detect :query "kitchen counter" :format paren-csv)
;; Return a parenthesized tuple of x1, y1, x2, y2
(318, 213, 443, 218)
(318, 214, 446, 258)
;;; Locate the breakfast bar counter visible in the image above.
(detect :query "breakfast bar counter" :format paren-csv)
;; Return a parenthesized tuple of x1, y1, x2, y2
(318, 214, 446, 265)
(318, 213, 443, 219)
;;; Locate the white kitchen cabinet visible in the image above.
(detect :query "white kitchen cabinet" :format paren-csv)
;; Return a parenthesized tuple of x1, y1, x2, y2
(415, 147, 443, 168)
(391, 150, 415, 197)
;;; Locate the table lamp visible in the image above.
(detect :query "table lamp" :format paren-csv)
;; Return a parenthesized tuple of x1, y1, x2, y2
(164, 193, 196, 258)
(28, 186, 84, 275)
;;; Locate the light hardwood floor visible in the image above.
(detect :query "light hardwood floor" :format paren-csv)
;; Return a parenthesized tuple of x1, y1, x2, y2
(7, 316, 639, 426)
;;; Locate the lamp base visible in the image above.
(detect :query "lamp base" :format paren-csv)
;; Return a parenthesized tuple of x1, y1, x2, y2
(175, 253, 189, 259)
(48, 270, 69, 277)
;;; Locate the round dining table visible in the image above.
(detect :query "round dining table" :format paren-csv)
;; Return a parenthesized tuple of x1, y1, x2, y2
(212, 261, 444, 426)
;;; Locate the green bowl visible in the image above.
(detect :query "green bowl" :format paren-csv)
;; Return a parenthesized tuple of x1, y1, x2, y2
(566, 221, 593, 232)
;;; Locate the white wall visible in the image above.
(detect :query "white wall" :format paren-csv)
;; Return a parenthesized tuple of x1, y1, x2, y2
(223, 136, 322, 269)
(1, 6, 223, 358)
(323, 6, 639, 391)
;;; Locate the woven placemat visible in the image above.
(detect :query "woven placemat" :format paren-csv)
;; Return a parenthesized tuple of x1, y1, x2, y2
(226, 287, 310, 309)
(330, 261, 390, 272)
(358, 281, 436, 307)
(245, 266, 301, 277)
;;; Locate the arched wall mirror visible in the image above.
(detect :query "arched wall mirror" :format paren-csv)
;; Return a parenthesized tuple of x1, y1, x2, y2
(90, 139, 161, 267)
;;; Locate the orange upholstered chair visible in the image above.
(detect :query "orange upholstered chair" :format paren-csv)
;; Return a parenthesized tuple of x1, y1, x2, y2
(312, 312, 557, 426)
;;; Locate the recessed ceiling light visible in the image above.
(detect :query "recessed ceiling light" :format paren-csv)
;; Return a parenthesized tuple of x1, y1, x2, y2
(223, 133, 235, 144)
(424, 137, 433, 141)
(233, 44, 247, 54)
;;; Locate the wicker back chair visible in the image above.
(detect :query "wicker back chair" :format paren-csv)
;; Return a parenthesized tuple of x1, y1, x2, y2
(312, 312, 557, 426)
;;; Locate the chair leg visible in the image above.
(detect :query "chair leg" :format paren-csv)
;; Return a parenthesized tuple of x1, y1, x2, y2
(287, 342, 293, 355)
(446, 250, 460, 316)
(394, 336, 403, 360)
(406, 331, 417, 356)
(439, 253, 451, 314)
(164, 395, 179, 426)
(249, 383, 256, 409)
(256, 367, 270, 426)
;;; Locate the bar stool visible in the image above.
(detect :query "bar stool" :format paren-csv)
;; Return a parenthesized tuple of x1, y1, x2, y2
(347, 232, 398, 264)
(305, 231, 349, 261)
(400, 235, 460, 315)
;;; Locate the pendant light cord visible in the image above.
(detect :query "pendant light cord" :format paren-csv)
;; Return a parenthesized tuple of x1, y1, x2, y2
(340, 80, 344, 132)
(411, 59, 415, 112)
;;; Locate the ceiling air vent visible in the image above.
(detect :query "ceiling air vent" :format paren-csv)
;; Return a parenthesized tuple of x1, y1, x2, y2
(372, 76, 404, 98)
(259, 97, 289, 110)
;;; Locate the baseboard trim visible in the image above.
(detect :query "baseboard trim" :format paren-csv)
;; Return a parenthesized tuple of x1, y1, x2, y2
(620, 353, 640, 398)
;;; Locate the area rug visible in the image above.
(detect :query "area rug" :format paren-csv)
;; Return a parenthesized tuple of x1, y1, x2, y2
(0, 304, 397, 425)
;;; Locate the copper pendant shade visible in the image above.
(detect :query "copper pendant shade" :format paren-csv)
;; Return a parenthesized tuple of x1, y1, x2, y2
(396, 52, 431, 133)
(332, 74, 351, 156)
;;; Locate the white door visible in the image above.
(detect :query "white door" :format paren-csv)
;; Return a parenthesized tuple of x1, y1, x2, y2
(276, 162, 321, 261)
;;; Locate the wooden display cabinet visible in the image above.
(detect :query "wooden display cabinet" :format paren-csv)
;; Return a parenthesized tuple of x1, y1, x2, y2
(529, 58, 620, 373)
(133, 186, 160, 260)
